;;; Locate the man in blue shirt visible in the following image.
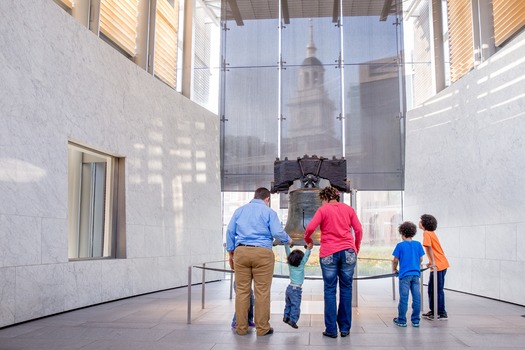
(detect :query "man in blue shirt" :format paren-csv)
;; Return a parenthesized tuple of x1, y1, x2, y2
(226, 187, 292, 336)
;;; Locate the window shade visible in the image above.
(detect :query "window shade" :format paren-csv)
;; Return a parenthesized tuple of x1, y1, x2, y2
(447, 0, 474, 83)
(154, 0, 179, 88)
(100, 0, 139, 57)
(493, 0, 525, 46)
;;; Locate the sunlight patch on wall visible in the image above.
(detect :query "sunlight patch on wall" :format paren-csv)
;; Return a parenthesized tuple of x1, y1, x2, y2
(0, 158, 46, 182)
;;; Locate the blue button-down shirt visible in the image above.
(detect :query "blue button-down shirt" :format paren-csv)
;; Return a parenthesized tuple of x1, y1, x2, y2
(226, 199, 291, 251)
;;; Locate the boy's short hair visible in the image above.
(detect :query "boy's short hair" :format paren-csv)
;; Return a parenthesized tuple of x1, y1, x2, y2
(420, 214, 438, 231)
(288, 249, 305, 267)
(399, 221, 417, 238)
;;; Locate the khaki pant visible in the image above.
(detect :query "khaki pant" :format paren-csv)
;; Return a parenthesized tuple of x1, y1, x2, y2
(234, 246, 275, 336)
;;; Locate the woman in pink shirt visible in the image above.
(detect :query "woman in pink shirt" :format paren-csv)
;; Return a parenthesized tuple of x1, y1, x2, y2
(304, 186, 363, 338)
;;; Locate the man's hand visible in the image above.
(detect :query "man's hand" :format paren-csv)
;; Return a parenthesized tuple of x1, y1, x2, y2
(228, 251, 235, 270)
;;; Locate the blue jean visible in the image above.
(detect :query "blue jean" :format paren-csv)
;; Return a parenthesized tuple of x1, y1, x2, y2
(232, 282, 254, 324)
(320, 249, 357, 335)
(397, 275, 421, 324)
(428, 269, 447, 315)
(283, 284, 302, 323)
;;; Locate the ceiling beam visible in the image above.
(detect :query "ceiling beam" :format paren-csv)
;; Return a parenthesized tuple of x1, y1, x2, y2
(380, 0, 394, 21)
(227, 0, 244, 26)
(281, 0, 290, 24)
(332, 0, 339, 23)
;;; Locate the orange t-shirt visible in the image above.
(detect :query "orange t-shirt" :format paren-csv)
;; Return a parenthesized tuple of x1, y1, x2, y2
(422, 230, 449, 271)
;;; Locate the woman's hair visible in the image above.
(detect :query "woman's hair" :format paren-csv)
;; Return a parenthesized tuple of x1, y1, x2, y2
(398, 221, 417, 238)
(288, 249, 305, 267)
(420, 214, 438, 231)
(319, 186, 340, 202)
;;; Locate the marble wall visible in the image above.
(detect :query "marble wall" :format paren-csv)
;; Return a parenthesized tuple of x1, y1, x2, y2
(0, 1, 223, 327)
(405, 30, 525, 305)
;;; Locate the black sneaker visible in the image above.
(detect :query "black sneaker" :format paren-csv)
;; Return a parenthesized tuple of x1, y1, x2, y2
(422, 311, 433, 317)
(286, 320, 298, 329)
(323, 331, 338, 338)
(438, 314, 448, 320)
(283, 317, 290, 324)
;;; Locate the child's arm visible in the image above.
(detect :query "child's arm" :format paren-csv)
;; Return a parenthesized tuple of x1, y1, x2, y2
(284, 243, 291, 257)
(392, 257, 399, 274)
(424, 246, 435, 269)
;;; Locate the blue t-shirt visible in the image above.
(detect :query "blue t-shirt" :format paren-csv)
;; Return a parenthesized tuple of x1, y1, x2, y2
(392, 240, 425, 279)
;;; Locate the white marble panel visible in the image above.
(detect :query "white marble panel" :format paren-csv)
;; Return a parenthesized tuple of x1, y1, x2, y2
(125, 224, 146, 259)
(142, 225, 169, 258)
(518, 223, 525, 262)
(41, 218, 68, 264)
(191, 228, 224, 257)
(15, 264, 67, 323)
(0, 214, 41, 267)
(459, 226, 486, 259)
(132, 258, 160, 295)
(439, 227, 460, 259)
(499, 261, 525, 305)
(485, 224, 517, 261)
(471, 259, 501, 300)
(0, 267, 16, 328)
(64, 261, 104, 310)
(446, 257, 472, 293)
(100, 260, 133, 302)
(167, 225, 193, 257)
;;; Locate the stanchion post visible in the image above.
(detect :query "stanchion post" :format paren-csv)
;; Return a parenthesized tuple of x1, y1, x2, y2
(420, 265, 424, 315)
(391, 260, 396, 301)
(230, 273, 234, 300)
(202, 263, 206, 309)
(187, 266, 192, 324)
(433, 265, 438, 320)
(352, 262, 358, 307)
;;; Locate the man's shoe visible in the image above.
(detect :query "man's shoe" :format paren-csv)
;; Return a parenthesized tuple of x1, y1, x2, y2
(412, 323, 420, 327)
(422, 311, 434, 318)
(438, 314, 448, 320)
(323, 331, 338, 338)
(261, 327, 274, 336)
(283, 317, 290, 324)
(286, 320, 298, 329)
(340, 331, 350, 337)
(248, 320, 256, 327)
(393, 318, 407, 327)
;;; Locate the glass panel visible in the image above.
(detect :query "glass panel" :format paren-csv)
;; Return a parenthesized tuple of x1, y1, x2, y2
(193, 3, 221, 113)
(342, 3, 404, 190)
(281, 16, 342, 160)
(221, 66, 278, 191)
(353, 190, 403, 276)
(220, 0, 406, 192)
(220, 5, 279, 191)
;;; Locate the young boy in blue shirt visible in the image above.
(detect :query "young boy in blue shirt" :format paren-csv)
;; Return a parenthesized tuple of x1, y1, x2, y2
(392, 221, 425, 327)
(283, 243, 312, 329)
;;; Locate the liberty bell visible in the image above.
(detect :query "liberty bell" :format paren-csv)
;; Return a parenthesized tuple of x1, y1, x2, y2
(284, 188, 322, 246)
(271, 155, 350, 246)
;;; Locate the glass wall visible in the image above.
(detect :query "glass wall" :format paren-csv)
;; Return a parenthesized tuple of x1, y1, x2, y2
(220, 0, 406, 192)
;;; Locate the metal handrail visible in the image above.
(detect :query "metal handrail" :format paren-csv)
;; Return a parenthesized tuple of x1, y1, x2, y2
(187, 260, 429, 324)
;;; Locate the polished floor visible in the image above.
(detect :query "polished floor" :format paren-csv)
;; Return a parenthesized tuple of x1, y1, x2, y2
(1, 275, 525, 349)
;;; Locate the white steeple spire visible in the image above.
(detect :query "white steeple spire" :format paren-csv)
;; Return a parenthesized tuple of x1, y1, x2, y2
(306, 18, 317, 58)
